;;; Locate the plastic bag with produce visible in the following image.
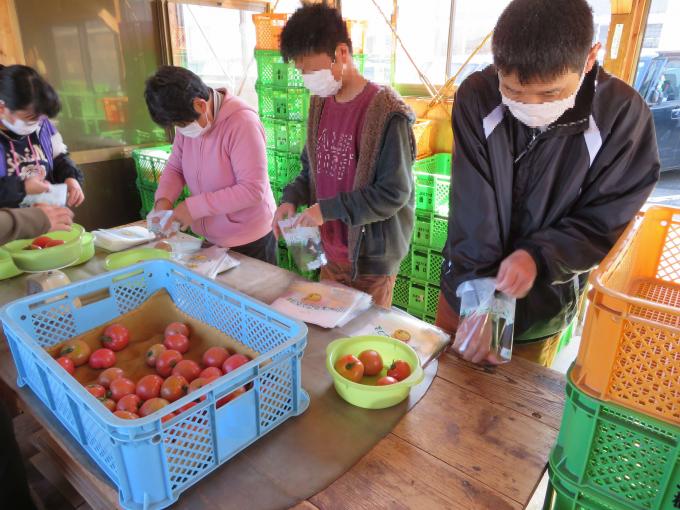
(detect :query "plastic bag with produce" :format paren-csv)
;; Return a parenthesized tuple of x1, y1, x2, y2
(278, 215, 327, 271)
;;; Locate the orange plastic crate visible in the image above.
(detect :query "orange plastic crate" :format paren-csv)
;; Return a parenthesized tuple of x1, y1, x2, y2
(572, 206, 680, 425)
(412, 119, 432, 160)
(252, 13, 288, 51)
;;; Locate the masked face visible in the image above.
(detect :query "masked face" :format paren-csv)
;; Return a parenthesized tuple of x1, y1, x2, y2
(296, 48, 346, 98)
(2, 116, 40, 136)
(302, 68, 342, 98)
(499, 61, 590, 129)
(175, 103, 209, 138)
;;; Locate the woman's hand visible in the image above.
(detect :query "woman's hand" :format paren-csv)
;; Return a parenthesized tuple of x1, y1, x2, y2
(294, 204, 323, 228)
(272, 202, 296, 239)
(65, 178, 85, 207)
(24, 177, 50, 195)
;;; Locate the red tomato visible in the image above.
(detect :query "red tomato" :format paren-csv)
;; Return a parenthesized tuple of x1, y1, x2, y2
(100, 323, 130, 352)
(44, 239, 65, 248)
(160, 375, 188, 403)
(136, 374, 163, 401)
(217, 386, 246, 408)
(32, 236, 53, 248)
(59, 340, 91, 367)
(199, 366, 222, 381)
(85, 384, 106, 399)
(163, 333, 189, 354)
(172, 360, 201, 382)
(101, 398, 116, 412)
(161, 412, 176, 424)
(376, 376, 399, 386)
(358, 350, 383, 377)
(156, 349, 183, 377)
(387, 360, 412, 381)
(145, 343, 166, 367)
(56, 356, 75, 375)
(178, 401, 197, 414)
(164, 322, 190, 338)
(139, 397, 170, 417)
(222, 354, 250, 374)
(114, 410, 139, 420)
(202, 346, 229, 368)
(334, 354, 364, 383)
(116, 394, 142, 413)
(109, 377, 136, 402)
(188, 377, 209, 394)
(88, 348, 116, 369)
(98, 367, 125, 388)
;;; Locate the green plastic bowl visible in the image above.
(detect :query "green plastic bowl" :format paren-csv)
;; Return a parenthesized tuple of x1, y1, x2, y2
(72, 231, 95, 266)
(0, 248, 22, 280)
(326, 335, 425, 409)
(3, 224, 84, 272)
(104, 248, 171, 270)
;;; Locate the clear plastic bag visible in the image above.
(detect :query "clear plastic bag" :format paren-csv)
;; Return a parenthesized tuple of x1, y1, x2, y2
(278, 215, 327, 271)
(456, 278, 516, 363)
(146, 210, 180, 238)
(20, 183, 68, 207)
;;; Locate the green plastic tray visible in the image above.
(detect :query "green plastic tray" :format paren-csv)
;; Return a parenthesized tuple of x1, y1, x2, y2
(0, 249, 21, 280)
(104, 248, 171, 271)
(3, 224, 84, 272)
(326, 335, 424, 409)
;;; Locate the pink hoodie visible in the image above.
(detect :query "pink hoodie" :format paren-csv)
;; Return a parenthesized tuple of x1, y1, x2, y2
(155, 89, 276, 248)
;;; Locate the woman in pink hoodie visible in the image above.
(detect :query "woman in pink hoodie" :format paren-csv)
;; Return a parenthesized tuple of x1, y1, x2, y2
(144, 66, 277, 263)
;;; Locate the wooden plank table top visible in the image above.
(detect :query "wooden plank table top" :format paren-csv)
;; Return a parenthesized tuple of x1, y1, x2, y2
(0, 243, 566, 510)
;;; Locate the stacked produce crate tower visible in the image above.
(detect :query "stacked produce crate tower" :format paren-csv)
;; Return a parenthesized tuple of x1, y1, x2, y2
(544, 206, 680, 510)
(252, 13, 366, 280)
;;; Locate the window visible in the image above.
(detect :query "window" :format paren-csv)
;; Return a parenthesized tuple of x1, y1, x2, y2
(15, 0, 166, 152)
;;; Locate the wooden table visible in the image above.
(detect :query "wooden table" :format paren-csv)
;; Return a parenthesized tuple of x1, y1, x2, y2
(0, 248, 566, 510)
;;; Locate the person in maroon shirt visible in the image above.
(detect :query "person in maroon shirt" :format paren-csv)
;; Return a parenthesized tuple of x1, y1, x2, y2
(273, 4, 416, 307)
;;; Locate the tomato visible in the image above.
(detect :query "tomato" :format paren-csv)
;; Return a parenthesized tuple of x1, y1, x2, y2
(202, 346, 229, 368)
(376, 376, 399, 386)
(145, 343, 166, 367)
(56, 356, 75, 375)
(200, 366, 222, 381)
(113, 410, 139, 420)
(32, 236, 53, 248)
(85, 384, 107, 399)
(387, 360, 411, 382)
(101, 323, 130, 352)
(136, 374, 163, 401)
(160, 375, 188, 403)
(101, 398, 116, 412)
(156, 349, 183, 377)
(358, 350, 383, 377)
(161, 412, 176, 424)
(222, 354, 249, 374)
(109, 377, 136, 402)
(98, 367, 125, 388)
(164, 333, 189, 354)
(172, 360, 201, 382)
(88, 348, 116, 369)
(188, 377, 209, 393)
(44, 239, 65, 248)
(334, 354, 364, 383)
(217, 386, 246, 408)
(116, 394, 142, 413)
(165, 322, 190, 338)
(139, 397, 170, 417)
(178, 401, 197, 414)
(59, 340, 91, 367)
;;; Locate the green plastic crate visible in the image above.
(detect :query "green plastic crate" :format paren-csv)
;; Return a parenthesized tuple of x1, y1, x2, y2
(393, 276, 410, 308)
(254, 50, 284, 86)
(411, 247, 443, 285)
(274, 151, 302, 187)
(263, 118, 278, 150)
(256, 84, 309, 122)
(273, 119, 306, 154)
(266, 148, 277, 179)
(257, 85, 275, 118)
(544, 468, 620, 510)
(414, 153, 452, 216)
(131, 145, 173, 186)
(549, 370, 680, 510)
(272, 61, 305, 88)
(353, 53, 366, 74)
(412, 212, 449, 251)
(135, 179, 190, 218)
(407, 279, 440, 317)
(277, 242, 291, 270)
(413, 153, 451, 176)
(399, 250, 412, 277)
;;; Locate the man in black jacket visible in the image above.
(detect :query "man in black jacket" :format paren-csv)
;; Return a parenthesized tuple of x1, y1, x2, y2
(437, 0, 660, 366)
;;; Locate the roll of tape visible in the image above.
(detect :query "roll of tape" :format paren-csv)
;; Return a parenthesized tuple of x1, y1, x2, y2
(26, 270, 71, 296)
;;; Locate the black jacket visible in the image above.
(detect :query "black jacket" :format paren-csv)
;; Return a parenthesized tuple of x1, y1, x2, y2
(441, 64, 660, 341)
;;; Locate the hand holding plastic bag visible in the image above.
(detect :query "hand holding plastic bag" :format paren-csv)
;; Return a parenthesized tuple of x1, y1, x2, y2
(147, 210, 180, 238)
(453, 278, 516, 365)
(278, 214, 327, 271)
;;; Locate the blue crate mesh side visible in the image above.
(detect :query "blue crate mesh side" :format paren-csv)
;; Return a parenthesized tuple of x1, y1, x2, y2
(14, 339, 48, 402)
(244, 311, 290, 354)
(80, 409, 119, 483)
(45, 375, 77, 437)
(30, 302, 78, 348)
(259, 357, 295, 432)
(163, 406, 215, 493)
(112, 273, 152, 314)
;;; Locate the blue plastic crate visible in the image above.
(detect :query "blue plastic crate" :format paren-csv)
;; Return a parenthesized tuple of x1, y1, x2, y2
(1, 261, 309, 510)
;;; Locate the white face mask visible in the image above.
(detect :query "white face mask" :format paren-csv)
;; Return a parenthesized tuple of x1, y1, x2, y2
(302, 68, 342, 98)
(2, 116, 40, 136)
(176, 111, 208, 138)
(500, 70, 587, 129)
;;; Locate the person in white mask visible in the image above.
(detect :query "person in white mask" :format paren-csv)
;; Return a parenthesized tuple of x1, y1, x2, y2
(271, 4, 416, 308)
(0, 65, 85, 209)
(437, 0, 660, 367)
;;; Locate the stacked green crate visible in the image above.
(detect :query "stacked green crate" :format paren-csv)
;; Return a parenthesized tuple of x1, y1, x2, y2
(131, 146, 190, 218)
(394, 153, 452, 323)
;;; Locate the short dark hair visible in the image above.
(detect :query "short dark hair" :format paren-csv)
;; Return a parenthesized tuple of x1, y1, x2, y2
(280, 3, 352, 62)
(0, 64, 60, 118)
(144, 66, 210, 127)
(492, 0, 594, 84)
